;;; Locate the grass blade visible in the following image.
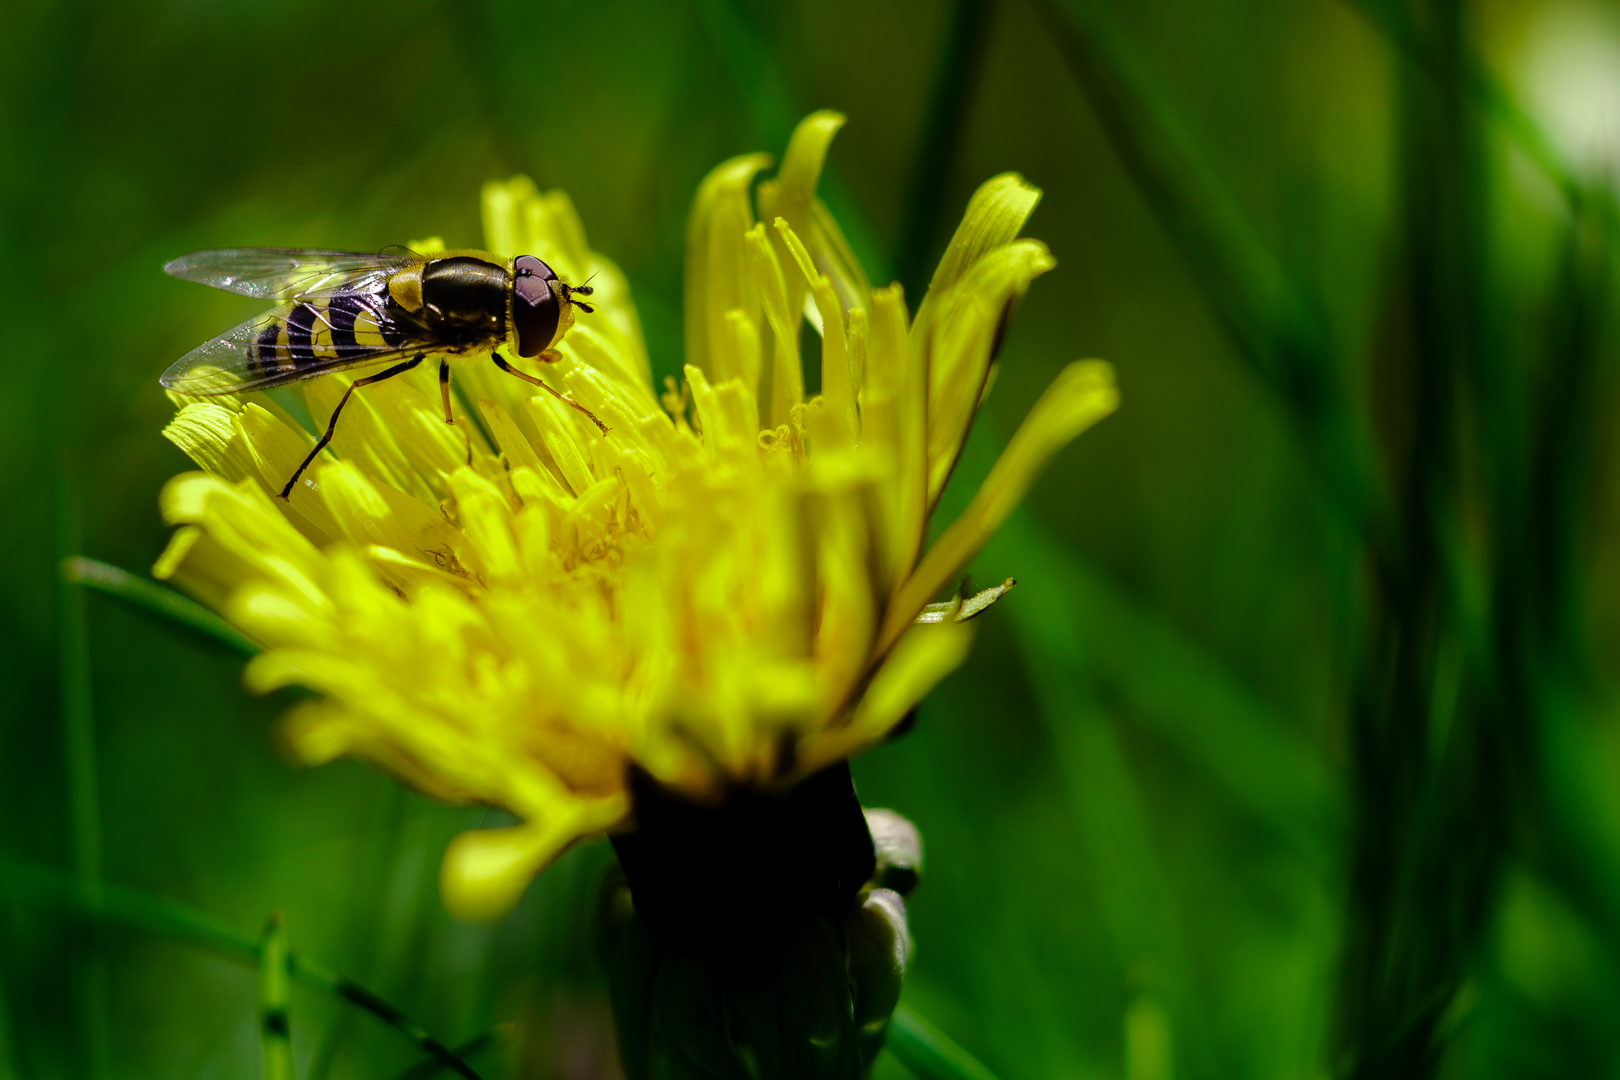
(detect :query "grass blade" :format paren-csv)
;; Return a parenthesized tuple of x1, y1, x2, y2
(691, 0, 893, 283)
(390, 1029, 503, 1080)
(0, 969, 19, 1080)
(896, 0, 999, 298)
(887, 1006, 1002, 1080)
(1026, 0, 1372, 531)
(0, 856, 481, 1080)
(290, 957, 484, 1080)
(53, 455, 111, 1080)
(1338, 0, 1585, 207)
(260, 912, 294, 1080)
(61, 556, 259, 659)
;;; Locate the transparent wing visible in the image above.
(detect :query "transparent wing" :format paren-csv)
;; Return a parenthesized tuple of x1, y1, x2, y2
(163, 248, 420, 300)
(161, 295, 432, 395)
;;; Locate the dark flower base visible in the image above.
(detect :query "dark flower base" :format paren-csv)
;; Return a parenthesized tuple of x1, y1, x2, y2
(610, 760, 877, 961)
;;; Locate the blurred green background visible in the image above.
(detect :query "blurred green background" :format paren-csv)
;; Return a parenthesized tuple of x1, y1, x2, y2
(6, 0, 1620, 1076)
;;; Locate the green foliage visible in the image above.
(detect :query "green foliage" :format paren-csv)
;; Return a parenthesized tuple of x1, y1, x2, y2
(5, 0, 1620, 1077)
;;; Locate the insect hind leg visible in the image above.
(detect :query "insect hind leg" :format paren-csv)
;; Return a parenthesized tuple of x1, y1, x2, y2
(279, 355, 424, 500)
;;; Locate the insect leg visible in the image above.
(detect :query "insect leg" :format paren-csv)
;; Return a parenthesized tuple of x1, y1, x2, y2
(490, 353, 610, 435)
(435, 357, 474, 466)
(278, 355, 424, 500)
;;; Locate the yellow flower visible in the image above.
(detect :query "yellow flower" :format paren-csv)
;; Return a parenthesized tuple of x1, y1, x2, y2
(154, 111, 1117, 921)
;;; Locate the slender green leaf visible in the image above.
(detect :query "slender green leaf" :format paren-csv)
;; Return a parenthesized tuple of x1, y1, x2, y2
(887, 1006, 1002, 1080)
(61, 556, 259, 659)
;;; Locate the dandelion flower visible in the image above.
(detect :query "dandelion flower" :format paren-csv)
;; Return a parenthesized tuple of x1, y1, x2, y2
(154, 110, 1117, 926)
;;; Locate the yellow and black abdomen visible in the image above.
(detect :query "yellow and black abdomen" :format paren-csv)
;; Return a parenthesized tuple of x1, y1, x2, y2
(234, 253, 510, 384)
(245, 288, 411, 380)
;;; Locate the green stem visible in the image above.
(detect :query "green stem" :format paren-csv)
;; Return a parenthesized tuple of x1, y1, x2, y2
(61, 557, 259, 659)
(54, 456, 111, 1080)
(0, 856, 481, 1080)
(887, 1006, 1002, 1080)
(260, 912, 295, 1080)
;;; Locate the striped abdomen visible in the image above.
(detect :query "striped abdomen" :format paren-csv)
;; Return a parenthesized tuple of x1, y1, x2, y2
(245, 288, 412, 379)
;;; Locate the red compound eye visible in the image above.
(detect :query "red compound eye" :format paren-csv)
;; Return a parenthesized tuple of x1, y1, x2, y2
(512, 256, 560, 357)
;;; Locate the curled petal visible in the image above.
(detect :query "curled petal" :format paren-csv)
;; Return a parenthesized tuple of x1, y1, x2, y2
(912, 173, 1043, 341)
(924, 238, 1058, 502)
(441, 796, 626, 921)
(685, 152, 774, 388)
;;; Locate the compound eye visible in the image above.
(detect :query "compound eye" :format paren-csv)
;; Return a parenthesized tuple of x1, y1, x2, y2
(514, 254, 555, 282)
(512, 257, 561, 357)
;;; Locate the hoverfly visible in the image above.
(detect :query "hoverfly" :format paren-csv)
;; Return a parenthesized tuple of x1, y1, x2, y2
(161, 247, 606, 499)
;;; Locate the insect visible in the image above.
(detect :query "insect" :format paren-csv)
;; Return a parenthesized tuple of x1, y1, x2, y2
(161, 247, 607, 499)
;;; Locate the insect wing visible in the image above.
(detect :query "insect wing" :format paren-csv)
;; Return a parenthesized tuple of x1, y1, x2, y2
(164, 248, 419, 300)
(162, 294, 425, 396)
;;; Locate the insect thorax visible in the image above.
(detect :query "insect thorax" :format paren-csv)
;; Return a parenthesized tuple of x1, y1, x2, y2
(416, 256, 510, 350)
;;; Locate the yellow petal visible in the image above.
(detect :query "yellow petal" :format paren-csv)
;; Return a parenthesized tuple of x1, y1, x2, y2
(759, 110, 845, 253)
(684, 152, 773, 386)
(858, 285, 925, 582)
(447, 467, 524, 585)
(879, 361, 1118, 652)
(809, 197, 872, 317)
(913, 173, 1042, 335)
(440, 795, 626, 921)
(775, 217, 855, 446)
(799, 621, 972, 772)
(481, 176, 538, 258)
(745, 223, 803, 427)
(758, 110, 847, 332)
(164, 402, 251, 479)
(925, 239, 1057, 502)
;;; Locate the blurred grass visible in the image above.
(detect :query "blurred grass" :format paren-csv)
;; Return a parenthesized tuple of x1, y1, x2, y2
(6, 0, 1620, 1078)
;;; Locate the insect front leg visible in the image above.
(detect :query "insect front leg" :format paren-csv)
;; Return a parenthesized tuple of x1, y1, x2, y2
(279, 355, 424, 500)
(490, 352, 610, 435)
